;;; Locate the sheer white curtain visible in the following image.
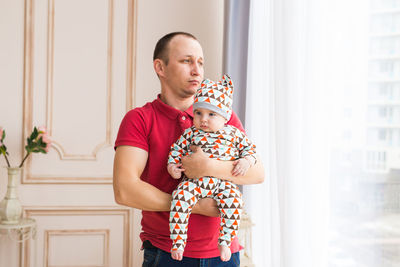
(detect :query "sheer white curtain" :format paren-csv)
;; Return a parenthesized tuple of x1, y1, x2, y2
(243, 0, 281, 266)
(245, 0, 371, 266)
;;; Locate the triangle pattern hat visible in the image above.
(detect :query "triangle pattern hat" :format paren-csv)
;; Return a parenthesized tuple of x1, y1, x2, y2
(193, 74, 234, 120)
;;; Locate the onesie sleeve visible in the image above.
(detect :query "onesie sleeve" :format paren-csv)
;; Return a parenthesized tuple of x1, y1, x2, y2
(167, 127, 194, 164)
(234, 127, 257, 160)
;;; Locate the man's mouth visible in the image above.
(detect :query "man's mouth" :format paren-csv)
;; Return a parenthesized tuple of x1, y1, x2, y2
(189, 80, 200, 86)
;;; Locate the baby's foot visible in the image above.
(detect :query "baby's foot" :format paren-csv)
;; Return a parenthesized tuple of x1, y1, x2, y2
(171, 250, 184, 261)
(218, 245, 232, 262)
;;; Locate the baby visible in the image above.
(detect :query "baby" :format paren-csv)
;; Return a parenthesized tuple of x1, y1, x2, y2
(167, 75, 257, 261)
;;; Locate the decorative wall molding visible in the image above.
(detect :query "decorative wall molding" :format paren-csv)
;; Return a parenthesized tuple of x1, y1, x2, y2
(23, 207, 132, 267)
(44, 229, 110, 267)
(22, 0, 137, 184)
(46, 0, 113, 161)
(126, 0, 137, 111)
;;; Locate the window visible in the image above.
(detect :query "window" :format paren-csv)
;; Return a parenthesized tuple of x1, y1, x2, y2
(331, 2, 400, 266)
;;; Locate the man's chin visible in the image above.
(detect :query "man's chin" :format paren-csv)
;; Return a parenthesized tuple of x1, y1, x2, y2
(183, 88, 197, 97)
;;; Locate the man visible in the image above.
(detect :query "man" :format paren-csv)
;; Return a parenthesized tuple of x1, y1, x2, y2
(113, 32, 264, 266)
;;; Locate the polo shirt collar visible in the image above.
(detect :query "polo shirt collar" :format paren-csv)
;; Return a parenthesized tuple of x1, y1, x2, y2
(155, 94, 193, 119)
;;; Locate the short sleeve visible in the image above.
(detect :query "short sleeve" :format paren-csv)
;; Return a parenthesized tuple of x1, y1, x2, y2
(114, 108, 149, 151)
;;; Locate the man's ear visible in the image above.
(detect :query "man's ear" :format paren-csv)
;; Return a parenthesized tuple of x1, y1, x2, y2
(154, 59, 165, 77)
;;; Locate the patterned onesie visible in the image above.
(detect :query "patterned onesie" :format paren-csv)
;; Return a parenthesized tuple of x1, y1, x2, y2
(168, 124, 256, 252)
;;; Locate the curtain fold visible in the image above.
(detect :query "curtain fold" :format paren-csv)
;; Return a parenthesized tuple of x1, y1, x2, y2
(245, 0, 372, 266)
(244, 0, 281, 266)
(223, 0, 250, 124)
(245, 0, 334, 266)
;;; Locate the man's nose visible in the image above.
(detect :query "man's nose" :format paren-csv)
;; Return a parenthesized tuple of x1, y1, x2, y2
(191, 62, 201, 76)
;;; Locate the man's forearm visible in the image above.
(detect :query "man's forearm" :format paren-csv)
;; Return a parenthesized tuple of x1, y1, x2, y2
(182, 147, 265, 184)
(114, 176, 172, 211)
(113, 145, 220, 216)
(113, 146, 172, 211)
(205, 156, 265, 185)
(114, 177, 219, 216)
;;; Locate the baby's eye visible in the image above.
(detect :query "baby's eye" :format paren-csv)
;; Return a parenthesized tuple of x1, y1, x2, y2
(209, 113, 216, 116)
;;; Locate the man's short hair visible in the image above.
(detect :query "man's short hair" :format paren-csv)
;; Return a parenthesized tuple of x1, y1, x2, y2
(153, 32, 198, 65)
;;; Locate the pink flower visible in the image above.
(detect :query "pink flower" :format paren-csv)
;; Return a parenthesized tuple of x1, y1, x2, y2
(41, 134, 52, 152)
(45, 142, 51, 152)
(0, 126, 51, 168)
(41, 134, 51, 144)
(34, 126, 52, 153)
(37, 126, 51, 144)
(38, 133, 51, 151)
(38, 126, 47, 134)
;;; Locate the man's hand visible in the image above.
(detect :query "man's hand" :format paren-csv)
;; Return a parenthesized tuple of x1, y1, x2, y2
(192, 198, 220, 217)
(181, 145, 210, 178)
(182, 146, 265, 185)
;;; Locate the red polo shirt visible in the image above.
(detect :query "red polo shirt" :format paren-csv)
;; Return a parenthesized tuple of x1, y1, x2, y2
(115, 95, 244, 258)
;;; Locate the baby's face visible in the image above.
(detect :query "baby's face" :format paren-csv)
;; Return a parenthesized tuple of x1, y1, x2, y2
(193, 108, 227, 132)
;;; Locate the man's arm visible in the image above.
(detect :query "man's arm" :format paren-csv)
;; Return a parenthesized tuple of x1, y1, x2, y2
(181, 146, 265, 185)
(113, 145, 219, 216)
(113, 146, 171, 211)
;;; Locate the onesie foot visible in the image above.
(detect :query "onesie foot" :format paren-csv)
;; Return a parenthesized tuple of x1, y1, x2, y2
(218, 245, 231, 262)
(171, 249, 184, 261)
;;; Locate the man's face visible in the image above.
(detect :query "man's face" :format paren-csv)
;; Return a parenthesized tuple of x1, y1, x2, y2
(160, 35, 204, 98)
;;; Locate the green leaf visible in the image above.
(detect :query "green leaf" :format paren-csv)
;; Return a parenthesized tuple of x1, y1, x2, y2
(30, 127, 38, 140)
(1, 145, 9, 156)
(1, 130, 5, 140)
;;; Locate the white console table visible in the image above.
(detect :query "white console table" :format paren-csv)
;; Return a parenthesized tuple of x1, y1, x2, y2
(0, 218, 37, 267)
(0, 218, 36, 242)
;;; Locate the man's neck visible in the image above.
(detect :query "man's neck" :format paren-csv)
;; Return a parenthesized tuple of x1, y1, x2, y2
(160, 91, 194, 111)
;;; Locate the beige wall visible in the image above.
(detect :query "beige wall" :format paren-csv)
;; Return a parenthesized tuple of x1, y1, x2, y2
(135, 0, 225, 106)
(0, 0, 224, 266)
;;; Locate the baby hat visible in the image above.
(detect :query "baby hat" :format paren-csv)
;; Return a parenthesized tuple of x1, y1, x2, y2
(193, 74, 234, 120)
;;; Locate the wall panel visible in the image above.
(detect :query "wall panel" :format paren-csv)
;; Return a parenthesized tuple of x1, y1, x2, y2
(24, 207, 131, 267)
(23, 0, 135, 184)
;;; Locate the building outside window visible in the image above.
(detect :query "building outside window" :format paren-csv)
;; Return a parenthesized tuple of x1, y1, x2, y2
(330, 1, 400, 266)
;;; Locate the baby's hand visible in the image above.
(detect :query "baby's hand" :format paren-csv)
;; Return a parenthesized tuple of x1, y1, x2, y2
(167, 163, 185, 179)
(232, 158, 251, 176)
